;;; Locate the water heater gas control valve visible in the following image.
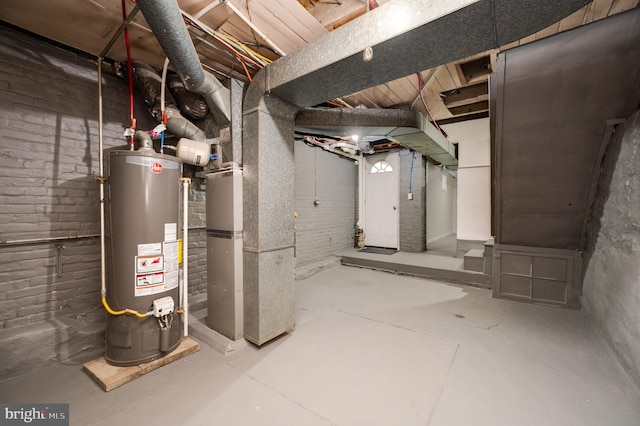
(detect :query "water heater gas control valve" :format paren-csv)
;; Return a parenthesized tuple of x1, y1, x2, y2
(152, 296, 175, 317)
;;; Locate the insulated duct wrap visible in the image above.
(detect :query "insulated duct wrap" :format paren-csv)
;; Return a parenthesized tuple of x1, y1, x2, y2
(132, 61, 176, 115)
(167, 72, 209, 120)
(131, 61, 206, 142)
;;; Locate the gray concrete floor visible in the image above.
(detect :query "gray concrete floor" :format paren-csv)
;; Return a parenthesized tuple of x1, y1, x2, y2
(426, 233, 459, 258)
(341, 247, 465, 271)
(344, 233, 465, 272)
(2, 265, 639, 425)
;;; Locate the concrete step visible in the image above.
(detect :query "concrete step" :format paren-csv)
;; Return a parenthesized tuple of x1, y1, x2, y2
(483, 255, 493, 275)
(464, 249, 485, 272)
(340, 255, 491, 289)
(483, 238, 495, 274)
(483, 238, 494, 256)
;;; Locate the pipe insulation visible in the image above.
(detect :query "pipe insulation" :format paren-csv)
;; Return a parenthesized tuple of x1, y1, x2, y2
(166, 105, 206, 142)
(132, 61, 207, 142)
(136, 0, 231, 125)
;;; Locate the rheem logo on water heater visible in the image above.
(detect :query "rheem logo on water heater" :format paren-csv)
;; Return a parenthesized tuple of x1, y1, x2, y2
(150, 162, 163, 174)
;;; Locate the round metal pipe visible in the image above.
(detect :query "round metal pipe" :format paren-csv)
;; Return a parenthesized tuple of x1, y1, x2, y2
(98, 58, 106, 298)
(136, 0, 205, 92)
(182, 178, 190, 337)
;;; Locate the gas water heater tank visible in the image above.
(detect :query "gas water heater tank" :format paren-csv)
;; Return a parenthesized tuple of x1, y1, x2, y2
(105, 150, 183, 366)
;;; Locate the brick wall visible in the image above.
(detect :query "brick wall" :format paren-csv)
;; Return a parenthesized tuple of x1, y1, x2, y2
(294, 141, 357, 268)
(0, 25, 208, 340)
(186, 182, 207, 294)
(399, 149, 426, 252)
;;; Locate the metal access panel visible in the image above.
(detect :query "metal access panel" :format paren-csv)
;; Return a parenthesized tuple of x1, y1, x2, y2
(206, 169, 243, 340)
(493, 244, 583, 309)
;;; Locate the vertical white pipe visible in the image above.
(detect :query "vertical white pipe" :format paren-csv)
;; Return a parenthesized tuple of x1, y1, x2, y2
(182, 178, 189, 336)
(160, 57, 170, 154)
(357, 152, 365, 230)
(98, 59, 107, 298)
(160, 57, 169, 115)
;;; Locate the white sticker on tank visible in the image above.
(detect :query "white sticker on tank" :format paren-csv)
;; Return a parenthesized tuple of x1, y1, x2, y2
(164, 270, 179, 290)
(138, 243, 162, 256)
(136, 255, 164, 274)
(163, 241, 179, 290)
(135, 271, 165, 297)
(134, 242, 180, 297)
(164, 223, 177, 241)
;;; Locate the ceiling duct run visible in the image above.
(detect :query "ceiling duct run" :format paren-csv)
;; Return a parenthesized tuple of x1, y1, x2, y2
(295, 108, 458, 167)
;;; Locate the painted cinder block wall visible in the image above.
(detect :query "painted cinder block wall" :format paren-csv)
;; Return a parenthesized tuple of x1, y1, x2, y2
(0, 25, 207, 375)
(294, 140, 357, 270)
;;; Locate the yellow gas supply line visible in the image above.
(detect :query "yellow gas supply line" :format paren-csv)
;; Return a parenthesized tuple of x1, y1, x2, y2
(101, 296, 150, 318)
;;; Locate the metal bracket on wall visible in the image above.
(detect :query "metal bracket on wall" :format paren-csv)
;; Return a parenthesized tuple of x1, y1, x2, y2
(55, 243, 64, 278)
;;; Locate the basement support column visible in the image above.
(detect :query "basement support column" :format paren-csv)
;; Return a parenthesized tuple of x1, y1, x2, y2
(242, 73, 299, 345)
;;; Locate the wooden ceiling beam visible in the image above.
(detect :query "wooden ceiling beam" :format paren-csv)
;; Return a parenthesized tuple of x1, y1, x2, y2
(442, 82, 488, 107)
(448, 100, 489, 116)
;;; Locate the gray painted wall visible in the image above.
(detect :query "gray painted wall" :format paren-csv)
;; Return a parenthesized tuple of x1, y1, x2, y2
(582, 110, 640, 386)
(294, 140, 356, 271)
(426, 162, 457, 243)
(399, 149, 426, 252)
(0, 25, 207, 376)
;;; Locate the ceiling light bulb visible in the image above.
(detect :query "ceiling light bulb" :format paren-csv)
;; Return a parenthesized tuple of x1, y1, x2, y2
(363, 46, 373, 62)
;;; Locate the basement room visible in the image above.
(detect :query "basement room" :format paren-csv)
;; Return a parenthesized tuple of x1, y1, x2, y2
(1, 0, 639, 424)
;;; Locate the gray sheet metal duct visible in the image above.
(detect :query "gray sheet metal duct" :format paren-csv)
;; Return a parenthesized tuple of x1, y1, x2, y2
(136, 0, 231, 125)
(296, 108, 457, 167)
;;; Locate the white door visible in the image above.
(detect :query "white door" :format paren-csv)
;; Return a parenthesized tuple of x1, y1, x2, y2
(364, 152, 399, 248)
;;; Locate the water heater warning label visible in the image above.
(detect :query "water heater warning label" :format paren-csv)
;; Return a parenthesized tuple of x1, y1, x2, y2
(135, 255, 165, 296)
(134, 244, 179, 297)
(135, 271, 165, 296)
(163, 241, 179, 291)
(136, 255, 163, 274)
